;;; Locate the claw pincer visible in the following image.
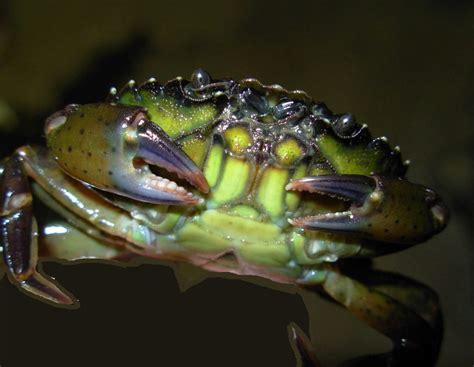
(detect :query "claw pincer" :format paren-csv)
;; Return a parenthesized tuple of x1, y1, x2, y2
(287, 174, 449, 245)
(45, 103, 208, 205)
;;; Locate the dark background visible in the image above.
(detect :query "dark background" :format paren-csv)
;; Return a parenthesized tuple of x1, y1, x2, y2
(0, 0, 472, 366)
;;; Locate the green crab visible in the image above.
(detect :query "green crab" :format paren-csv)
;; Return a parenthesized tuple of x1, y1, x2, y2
(0, 69, 448, 366)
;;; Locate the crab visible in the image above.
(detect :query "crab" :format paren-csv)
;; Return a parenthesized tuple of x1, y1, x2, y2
(0, 69, 448, 366)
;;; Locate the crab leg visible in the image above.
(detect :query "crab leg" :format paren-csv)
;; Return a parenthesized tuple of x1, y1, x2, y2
(308, 266, 443, 366)
(288, 323, 322, 367)
(38, 219, 134, 263)
(0, 155, 75, 305)
(287, 174, 448, 245)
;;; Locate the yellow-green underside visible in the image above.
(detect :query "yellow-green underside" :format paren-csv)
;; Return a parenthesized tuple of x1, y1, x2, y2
(316, 134, 385, 175)
(111, 92, 392, 274)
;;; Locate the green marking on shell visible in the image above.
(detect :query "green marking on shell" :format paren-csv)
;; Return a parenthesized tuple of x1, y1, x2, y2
(119, 90, 218, 138)
(209, 156, 251, 206)
(178, 134, 210, 168)
(257, 166, 289, 217)
(203, 143, 224, 188)
(223, 126, 252, 154)
(285, 164, 307, 211)
(274, 137, 304, 166)
(317, 134, 386, 174)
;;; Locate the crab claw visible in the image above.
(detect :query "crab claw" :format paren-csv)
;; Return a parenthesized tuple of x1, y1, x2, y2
(286, 175, 449, 245)
(45, 103, 209, 205)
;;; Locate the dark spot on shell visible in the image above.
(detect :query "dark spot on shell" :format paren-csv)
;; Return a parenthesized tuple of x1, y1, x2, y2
(111, 147, 116, 153)
(59, 147, 62, 152)
(384, 214, 389, 219)
(368, 223, 372, 227)
(108, 170, 113, 175)
(272, 100, 304, 120)
(98, 168, 102, 172)
(242, 88, 269, 115)
(83, 170, 88, 174)
(87, 152, 92, 157)
(395, 219, 400, 224)
(68, 146, 72, 152)
(191, 68, 211, 89)
(80, 113, 85, 118)
(80, 128, 85, 135)
(311, 102, 332, 118)
(64, 162, 68, 167)
(98, 116, 104, 122)
(333, 113, 357, 136)
(67, 126, 71, 131)
(105, 122, 110, 126)
(384, 228, 389, 233)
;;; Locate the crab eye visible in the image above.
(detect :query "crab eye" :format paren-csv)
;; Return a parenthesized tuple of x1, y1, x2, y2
(191, 68, 211, 89)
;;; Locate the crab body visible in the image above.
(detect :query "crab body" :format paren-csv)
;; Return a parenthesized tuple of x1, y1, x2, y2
(0, 70, 448, 366)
